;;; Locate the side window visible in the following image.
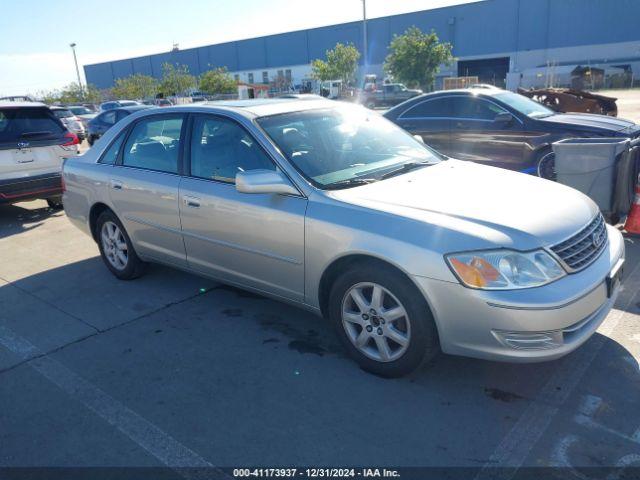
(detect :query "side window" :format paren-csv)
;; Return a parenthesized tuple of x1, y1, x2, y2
(402, 97, 451, 119)
(98, 133, 125, 164)
(115, 110, 128, 122)
(451, 97, 507, 120)
(122, 116, 183, 174)
(101, 111, 117, 125)
(190, 116, 275, 183)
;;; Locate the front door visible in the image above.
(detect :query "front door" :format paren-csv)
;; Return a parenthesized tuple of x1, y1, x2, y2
(449, 95, 526, 170)
(108, 114, 187, 267)
(179, 114, 307, 301)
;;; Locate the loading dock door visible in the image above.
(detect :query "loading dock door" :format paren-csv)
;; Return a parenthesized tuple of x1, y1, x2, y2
(458, 57, 510, 88)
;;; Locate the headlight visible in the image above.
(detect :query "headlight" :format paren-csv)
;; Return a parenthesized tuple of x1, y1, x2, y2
(446, 249, 566, 290)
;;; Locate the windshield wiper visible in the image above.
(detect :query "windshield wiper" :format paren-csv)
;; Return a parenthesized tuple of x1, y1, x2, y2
(324, 177, 377, 190)
(380, 161, 433, 180)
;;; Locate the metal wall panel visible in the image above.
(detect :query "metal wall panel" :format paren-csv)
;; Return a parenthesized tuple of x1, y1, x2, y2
(84, 0, 640, 89)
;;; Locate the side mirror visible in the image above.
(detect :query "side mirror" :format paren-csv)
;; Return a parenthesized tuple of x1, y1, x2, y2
(236, 169, 299, 196)
(494, 112, 514, 125)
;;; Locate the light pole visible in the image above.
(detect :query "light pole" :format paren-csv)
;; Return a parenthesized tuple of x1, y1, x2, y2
(69, 43, 84, 99)
(362, 0, 368, 73)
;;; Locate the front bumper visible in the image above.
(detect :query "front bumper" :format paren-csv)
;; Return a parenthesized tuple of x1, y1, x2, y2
(0, 173, 63, 203)
(413, 225, 625, 362)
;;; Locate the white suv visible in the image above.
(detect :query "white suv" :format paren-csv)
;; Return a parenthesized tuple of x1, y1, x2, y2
(0, 102, 79, 208)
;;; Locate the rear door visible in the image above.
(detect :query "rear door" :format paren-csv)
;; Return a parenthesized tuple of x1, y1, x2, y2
(108, 113, 187, 267)
(394, 96, 452, 155)
(0, 106, 71, 181)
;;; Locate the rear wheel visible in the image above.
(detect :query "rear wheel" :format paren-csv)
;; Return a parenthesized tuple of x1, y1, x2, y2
(46, 197, 63, 210)
(96, 211, 146, 280)
(536, 149, 556, 181)
(328, 262, 439, 377)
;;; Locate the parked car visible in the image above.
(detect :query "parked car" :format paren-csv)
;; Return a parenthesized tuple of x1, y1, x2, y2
(62, 99, 624, 377)
(66, 105, 97, 130)
(99, 100, 141, 111)
(1, 101, 79, 208)
(384, 87, 640, 179)
(87, 105, 152, 145)
(363, 83, 422, 108)
(50, 106, 86, 141)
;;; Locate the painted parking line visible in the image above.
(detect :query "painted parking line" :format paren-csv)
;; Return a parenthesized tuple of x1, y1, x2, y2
(0, 325, 229, 480)
(474, 257, 640, 480)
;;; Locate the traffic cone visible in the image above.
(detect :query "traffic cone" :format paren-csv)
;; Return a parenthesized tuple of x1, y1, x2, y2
(624, 178, 640, 236)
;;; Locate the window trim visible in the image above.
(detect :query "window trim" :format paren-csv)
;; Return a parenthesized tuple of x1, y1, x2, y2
(185, 112, 279, 186)
(399, 94, 524, 125)
(115, 112, 187, 176)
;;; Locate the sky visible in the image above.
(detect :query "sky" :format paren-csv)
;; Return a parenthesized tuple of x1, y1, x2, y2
(0, 0, 479, 96)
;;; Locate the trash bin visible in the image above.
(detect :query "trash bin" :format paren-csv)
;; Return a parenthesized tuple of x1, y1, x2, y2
(552, 137, 630, 216)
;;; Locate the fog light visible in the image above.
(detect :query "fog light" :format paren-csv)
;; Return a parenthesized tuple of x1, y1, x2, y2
(493, 331, 562, 350)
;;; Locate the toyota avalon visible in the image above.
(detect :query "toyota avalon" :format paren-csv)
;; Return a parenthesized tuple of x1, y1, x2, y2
(62, 99, 625, 377)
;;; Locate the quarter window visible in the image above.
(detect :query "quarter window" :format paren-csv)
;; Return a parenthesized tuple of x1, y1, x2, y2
(98, 133, 125, 165)
(402, 97, 451, 119)
(122, 116, 183, 173)
(190, 116, 275, 183)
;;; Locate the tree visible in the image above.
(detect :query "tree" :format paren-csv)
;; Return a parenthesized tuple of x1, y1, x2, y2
(112, 74, 158, 100)
(311, 43, 360, 85)
(158, 63, 196, 97)
(384, 27, 453, 91)
(38, 82, 103, 105)
(199, 67, 236, 95)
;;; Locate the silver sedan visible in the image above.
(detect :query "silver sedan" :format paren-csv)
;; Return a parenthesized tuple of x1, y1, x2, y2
(62, 99, 625, 377)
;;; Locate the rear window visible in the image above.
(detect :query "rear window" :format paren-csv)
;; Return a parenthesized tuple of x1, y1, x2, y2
(52, 109, 74, 119)
(0, 107, 65, 143)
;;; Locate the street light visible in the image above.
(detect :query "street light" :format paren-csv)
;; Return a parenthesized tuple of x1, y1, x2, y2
(69, 42, 84, 99)
(362, 0, 368, 72)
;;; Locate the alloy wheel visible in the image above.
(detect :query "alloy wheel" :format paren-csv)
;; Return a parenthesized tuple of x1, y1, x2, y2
(101, 221, 128, 270)
(341, 282, 411, 362)
(537, 151, 557, 181)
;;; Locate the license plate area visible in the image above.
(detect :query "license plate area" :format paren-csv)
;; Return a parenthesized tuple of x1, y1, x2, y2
(606, 258, 624, 298)
(13, 148, 34, 163)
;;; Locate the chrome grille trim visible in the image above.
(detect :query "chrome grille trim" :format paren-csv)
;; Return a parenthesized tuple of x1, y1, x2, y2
(550, 214, 608, 272)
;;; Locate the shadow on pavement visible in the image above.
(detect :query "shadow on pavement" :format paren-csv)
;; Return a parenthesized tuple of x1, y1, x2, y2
(0, 201, 61, 240)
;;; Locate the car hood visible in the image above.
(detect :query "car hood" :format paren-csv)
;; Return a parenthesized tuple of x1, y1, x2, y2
(537, 112, 637, 133)
(331, 160, 598, 250)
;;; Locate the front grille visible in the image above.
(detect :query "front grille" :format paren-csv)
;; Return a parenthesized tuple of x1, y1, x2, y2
(550, 214, 607, 272)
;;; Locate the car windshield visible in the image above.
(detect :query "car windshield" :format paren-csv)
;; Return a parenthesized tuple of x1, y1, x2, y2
(69, 106, 91, 115)
(493, 91, 554, 118)
(257, 105, 441, 188)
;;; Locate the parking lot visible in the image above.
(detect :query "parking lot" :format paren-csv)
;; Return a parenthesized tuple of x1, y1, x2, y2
(1, 196, 639, 478)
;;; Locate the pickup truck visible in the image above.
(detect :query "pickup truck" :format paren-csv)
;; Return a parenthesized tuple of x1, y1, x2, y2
(363, 83, 422, 108)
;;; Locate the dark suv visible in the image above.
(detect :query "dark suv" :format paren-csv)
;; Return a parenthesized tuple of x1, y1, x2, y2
(384, 88, 640, 179)
(0, 102, 79, 207)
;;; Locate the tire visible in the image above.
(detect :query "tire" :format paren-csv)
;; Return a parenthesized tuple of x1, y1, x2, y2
(46, 197, 63, 210)
(328, 262, 439, 377)
(536, 148, 556, 181)
(87, 135, 94, 146)
(96, 210, 146, 280)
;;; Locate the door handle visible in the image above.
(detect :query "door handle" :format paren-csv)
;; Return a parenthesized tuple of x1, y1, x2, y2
(183, 196, 201, 208)
(110, 180, 123, 190)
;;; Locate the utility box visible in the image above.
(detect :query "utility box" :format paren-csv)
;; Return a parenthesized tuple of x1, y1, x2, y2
(552, 138, 630, 216)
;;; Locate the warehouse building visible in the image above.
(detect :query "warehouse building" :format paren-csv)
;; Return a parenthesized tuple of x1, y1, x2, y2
(84, 0, 640, 92)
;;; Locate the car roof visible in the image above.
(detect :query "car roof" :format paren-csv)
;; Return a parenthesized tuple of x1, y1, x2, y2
(0, 101, 47, 109)
(203, 97, 336, 117)
(49, 106, 70, 110)
(113, 105, 154, 113)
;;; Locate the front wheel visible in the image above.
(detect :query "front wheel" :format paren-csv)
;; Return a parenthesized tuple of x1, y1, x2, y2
(96, 211, 146, 280)
(328, 263, 439, 377)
